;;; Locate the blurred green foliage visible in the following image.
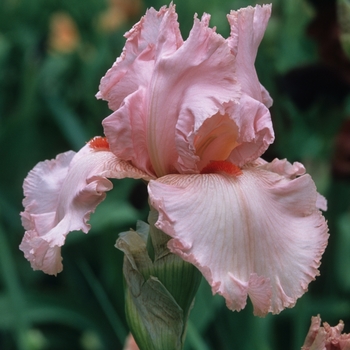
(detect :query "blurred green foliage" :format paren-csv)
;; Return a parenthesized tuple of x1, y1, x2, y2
(1, 0, 350, 349)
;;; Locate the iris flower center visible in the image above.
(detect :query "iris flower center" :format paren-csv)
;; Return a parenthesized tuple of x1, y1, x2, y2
(89, 137, 110, 151)
(200, 160, 242, 176)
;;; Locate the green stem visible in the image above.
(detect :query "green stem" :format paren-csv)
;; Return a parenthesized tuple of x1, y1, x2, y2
(0, 223, 30, 350)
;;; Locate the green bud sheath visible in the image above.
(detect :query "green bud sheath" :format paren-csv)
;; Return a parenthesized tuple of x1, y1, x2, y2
(116, 207, 202, 350)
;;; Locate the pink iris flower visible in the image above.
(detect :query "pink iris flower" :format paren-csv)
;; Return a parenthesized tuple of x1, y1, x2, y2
(20, 4, 329, 316)
(302, 315, 350, 350)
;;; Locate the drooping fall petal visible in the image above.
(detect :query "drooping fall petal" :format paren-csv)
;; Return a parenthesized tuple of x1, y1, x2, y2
(20, 141, 151, 275)
(259, 158, 328, 211)
(148, 158, 328, 316)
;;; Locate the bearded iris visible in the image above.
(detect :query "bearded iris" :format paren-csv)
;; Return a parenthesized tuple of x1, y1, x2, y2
(20, 4, 328, 317)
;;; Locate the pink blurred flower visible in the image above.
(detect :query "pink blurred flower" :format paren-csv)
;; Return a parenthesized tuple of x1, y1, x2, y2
(302, 315, 350, 350)
(20, 4, 328, 316)
(48, 12, 80, 53)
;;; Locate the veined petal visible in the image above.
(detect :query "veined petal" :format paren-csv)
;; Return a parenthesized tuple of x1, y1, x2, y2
(258, 157, 306, 177)
(148, 159, 328, 316)
(258, 158, 328, 211)
(20, 142, 151, 275)
(96, 4, 182, 111)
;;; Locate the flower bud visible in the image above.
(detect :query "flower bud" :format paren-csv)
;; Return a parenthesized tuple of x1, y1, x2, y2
(116, 207, 202, 350)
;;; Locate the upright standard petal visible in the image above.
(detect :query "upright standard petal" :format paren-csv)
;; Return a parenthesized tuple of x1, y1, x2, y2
(148, 159, 328, 316)
(99, 4, 274, 177)
(20, 139, 151, 275)
(225, 93, 274, 166)
(224, 5, 275, 166)
(96, 4, 182, 111)
(147, 12, 240, 176)
(102, 7, 240, 177)
(103, 89, 156, 177)
(227, 4, 272, 103)
(100, 5, 186, 176)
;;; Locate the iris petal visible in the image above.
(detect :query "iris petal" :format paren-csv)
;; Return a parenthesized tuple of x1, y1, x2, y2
(148, 158, 328, 315)
(20, 143, 151, 275)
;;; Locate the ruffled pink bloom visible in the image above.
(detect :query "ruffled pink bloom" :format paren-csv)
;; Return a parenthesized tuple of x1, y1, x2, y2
(302, 315, 350, 350)
(20, 4, 328, 315)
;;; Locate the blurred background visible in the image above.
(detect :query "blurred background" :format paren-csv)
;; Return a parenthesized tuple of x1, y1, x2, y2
(1, 0, 350, 348)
